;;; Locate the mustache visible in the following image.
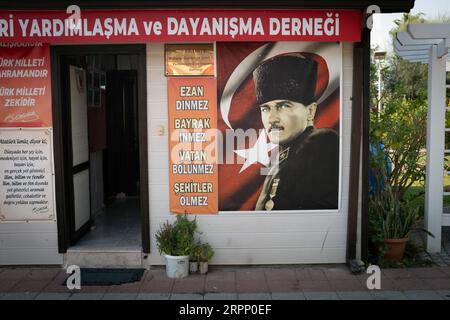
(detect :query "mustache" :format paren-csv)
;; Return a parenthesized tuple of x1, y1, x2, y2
(268, 124, 284, 132)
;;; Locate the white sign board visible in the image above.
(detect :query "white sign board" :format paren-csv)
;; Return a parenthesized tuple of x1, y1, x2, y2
(0, 128, 54, 221)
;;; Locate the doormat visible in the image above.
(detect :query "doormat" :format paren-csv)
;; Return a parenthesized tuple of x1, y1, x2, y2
(63, 268, 145, 286)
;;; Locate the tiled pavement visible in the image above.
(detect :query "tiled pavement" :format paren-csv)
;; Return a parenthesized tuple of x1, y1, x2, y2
(423, 226, 450, 267)
(1, 265, 450, 300)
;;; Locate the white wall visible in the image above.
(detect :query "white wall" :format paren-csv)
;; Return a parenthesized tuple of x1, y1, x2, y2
(0, 223, 62, 265)
(146, 42, 354, 265)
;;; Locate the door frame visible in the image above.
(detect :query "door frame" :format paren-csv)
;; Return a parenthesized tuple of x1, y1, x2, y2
(51, 44, 150, 253)
(65, 63, 92, 244)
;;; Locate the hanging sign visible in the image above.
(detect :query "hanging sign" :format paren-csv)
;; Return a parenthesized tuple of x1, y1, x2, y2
(168, 77, 218, 214)
(0, 9, 361, 43)
(0, 43, 52, 127)
(165, 43, 215, 76)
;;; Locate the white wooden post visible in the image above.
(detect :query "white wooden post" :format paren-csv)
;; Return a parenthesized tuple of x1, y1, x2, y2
(424, 45, 446, 253)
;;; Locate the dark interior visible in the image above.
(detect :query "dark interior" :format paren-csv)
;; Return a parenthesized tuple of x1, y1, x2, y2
(105, 69, 140, 202)
(59, 53, 141, 249)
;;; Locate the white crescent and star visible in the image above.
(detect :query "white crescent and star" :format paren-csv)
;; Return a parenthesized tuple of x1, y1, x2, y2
(233, 130, 277, 173)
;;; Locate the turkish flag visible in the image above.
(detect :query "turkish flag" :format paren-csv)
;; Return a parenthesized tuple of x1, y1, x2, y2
(217, 42, 340, 211)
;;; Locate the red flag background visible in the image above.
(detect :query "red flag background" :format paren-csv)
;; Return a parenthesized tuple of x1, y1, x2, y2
(216, 42, 340, 211)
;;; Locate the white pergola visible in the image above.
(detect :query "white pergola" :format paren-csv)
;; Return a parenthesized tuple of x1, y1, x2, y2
(394, 24, 450, 253)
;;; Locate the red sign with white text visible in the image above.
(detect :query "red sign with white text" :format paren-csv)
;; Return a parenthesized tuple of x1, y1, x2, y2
(0, 43, 52, 127)
(168, 77, 218, 214)
(0, 10, 361, 43)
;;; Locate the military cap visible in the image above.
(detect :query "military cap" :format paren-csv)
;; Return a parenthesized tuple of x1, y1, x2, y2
(253, 54, 318, 106)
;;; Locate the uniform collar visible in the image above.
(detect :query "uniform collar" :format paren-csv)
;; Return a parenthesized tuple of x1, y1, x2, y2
(279, 126, 314, 153)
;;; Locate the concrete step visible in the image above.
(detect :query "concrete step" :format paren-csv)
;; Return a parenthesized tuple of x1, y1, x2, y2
(64, 249, 146, 268)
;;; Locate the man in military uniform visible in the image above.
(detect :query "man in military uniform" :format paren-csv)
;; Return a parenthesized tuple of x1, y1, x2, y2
(254, 54, 339, 211)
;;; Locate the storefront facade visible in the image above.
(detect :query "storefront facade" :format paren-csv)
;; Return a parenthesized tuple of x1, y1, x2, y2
(0, 1, 414, 267)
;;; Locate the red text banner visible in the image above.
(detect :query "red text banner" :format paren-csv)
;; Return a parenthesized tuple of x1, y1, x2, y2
(0, 43, 52, 127)
(168, 77, 218, 214)
(0, 10, 361, 43)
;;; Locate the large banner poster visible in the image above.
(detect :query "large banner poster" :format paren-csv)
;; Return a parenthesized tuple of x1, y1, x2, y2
(217, 42, 341, 212)
(0, 43, 52, 127)
(168, 77, 218, 214)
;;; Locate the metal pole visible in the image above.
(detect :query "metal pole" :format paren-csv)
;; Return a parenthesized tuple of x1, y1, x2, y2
(377, 61, 382, 114)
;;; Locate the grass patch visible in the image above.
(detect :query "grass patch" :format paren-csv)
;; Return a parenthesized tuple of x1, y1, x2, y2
(403, 179, 450, 219)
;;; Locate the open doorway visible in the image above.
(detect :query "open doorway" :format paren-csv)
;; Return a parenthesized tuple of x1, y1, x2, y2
(51, 45, 149, 254)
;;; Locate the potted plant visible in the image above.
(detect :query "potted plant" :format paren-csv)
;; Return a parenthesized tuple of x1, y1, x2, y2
(155, 214, 197, 278)
(189, 242, 201, 274)
(369, 186, 431, 262)
(197, 242, 214, 274)
(368, 139, 432, 263)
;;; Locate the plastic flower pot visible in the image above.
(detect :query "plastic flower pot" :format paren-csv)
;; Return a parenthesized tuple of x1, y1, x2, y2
(165, 254, 189, 278)
(199, 262, 209, 274)
(189, 261, 199, 273)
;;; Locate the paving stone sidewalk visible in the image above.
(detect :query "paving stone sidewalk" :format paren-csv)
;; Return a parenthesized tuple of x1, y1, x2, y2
(426, 227, 450, 266)
(415, 226, 450, 267)
(1, 265, 450, 300)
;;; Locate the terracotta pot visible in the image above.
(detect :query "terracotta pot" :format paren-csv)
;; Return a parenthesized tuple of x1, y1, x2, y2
(384, 237, 409, 262)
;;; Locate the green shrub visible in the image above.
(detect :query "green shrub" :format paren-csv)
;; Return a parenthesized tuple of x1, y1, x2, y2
(190, 242, 214, 262)
(156, 214, 198, 256)
(369, 187, 418, 241)
(190, 242, 202, 262)
(197, 243, 214, 262)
